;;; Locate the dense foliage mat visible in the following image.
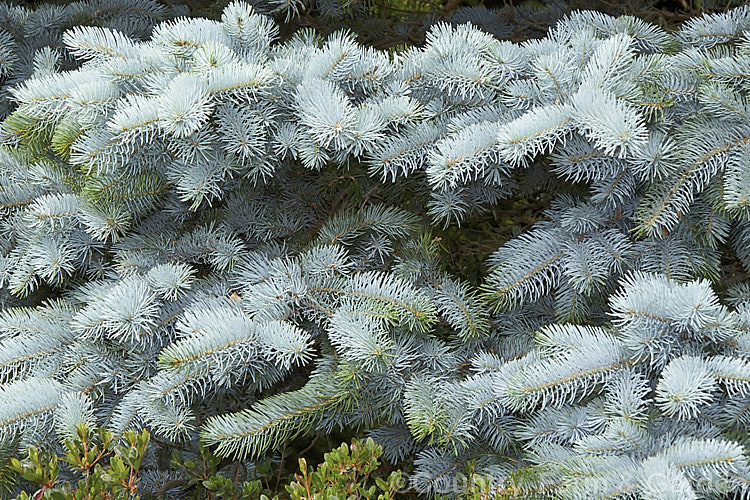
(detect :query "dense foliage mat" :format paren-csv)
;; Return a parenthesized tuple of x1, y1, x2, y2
(3, 0, 750, 498)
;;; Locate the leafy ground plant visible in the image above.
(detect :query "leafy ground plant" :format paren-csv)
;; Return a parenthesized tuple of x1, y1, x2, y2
(10, 424, 149, 500)
(180, 437, 403, 499)
(10, 432, 406, 500)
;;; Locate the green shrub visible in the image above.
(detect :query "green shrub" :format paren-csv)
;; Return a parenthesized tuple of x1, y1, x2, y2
(9, 430, 406, 500)
(10, 424, 149, 500)
(282, 438, 402, 500)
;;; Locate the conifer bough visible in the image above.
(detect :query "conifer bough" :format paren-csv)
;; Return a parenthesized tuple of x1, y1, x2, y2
(2, 1, 750, 498)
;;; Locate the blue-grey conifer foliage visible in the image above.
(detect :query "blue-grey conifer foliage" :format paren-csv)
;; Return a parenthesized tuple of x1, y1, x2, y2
(0, 0, 188, 121)
(2, 1, 750, 498)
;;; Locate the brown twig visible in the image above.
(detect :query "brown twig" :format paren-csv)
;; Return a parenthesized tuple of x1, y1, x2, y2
(274, 444, 287, 493)
(154, 479, 187, 499)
